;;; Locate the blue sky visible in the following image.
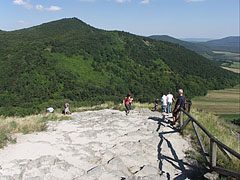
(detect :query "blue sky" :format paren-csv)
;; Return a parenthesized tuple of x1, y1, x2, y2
(0, 0, 239, 38)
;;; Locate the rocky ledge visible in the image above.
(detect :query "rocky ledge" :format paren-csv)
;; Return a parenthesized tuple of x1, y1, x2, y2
(0, 109, 197, 180)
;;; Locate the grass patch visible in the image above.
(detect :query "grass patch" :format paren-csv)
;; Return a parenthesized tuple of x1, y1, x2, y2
(0, 113, 71, 148)
(183, 108, 240, 176)
(0, 101, 153, 148)
(230, 62, 240, 69)
(192, 85, 240, 120)
(217, 114, 240, 122)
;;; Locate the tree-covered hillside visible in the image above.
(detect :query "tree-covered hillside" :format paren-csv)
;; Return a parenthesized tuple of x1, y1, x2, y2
(200, 36, 240, 53)
(149, 35, 213, 56)
(0, 18, 238, 116)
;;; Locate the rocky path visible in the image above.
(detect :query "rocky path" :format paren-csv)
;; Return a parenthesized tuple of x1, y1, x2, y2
(0, 109, 197, 180)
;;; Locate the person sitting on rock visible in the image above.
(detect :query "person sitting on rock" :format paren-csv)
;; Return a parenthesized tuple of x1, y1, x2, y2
(47, 106, 54, 113)
(64, 102, 71, 115)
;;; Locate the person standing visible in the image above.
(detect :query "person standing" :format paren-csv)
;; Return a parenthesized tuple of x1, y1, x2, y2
(161, 94, 167, 113)
(167, 91, 175, 114)
(171, 89, 186, 126)
(154, 98, 159, 111)
(124, 93, 132, 115)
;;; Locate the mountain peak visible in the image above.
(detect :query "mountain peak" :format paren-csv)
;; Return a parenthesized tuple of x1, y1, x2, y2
(36, 17, 92, 30)
(14, 17, 95, 37)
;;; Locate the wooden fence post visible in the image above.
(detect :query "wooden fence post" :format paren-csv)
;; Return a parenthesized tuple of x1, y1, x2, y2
(210, 138, 217, 167)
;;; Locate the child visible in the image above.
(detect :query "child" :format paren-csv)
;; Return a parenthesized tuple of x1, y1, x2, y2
(64, 102, 71, 115)
(154, 99, 159, 111)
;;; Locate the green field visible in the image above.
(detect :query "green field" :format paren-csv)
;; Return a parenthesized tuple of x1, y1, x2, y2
(212, 51, 240, 62)
(192, 85, 240, 122)
(222, 62, 240, 70)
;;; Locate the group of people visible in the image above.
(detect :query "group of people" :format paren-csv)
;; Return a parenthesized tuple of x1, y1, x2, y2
(155, 91, 175, 114)
(124, 89, 186, 126)
(47, 90, 185, 126)
(46, 102, 71, 115)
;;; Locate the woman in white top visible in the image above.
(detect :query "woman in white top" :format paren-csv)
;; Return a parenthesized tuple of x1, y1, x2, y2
(167, 91, 175, 114)
(161, 94, 167, 113)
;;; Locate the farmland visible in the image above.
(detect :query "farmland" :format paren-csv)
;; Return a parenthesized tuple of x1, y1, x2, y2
(192, 85, 240, 122)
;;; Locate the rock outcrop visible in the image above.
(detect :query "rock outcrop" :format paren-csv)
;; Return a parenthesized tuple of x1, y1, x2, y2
(0, 109, 196, 180)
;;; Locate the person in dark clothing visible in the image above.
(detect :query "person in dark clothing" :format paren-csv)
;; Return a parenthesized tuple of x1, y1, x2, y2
(154, 99, 159, 111)
(171, 89, 186, 126)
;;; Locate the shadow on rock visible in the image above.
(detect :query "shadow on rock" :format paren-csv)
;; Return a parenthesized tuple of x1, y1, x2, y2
(158, 132, 208, 180)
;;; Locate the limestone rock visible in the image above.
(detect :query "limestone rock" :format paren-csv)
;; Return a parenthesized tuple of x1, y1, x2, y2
(204, 172, 219, 180)
(107, 157, 131, 176)
(134, 165, 160, 177)
(87, 165, 107, 177)
(0, 109, 196, 180)
(0, 176, 14, 180)
(25, 177, 43, 180)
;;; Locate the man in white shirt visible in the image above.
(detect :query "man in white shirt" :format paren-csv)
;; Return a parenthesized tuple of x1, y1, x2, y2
(161, 94, 167, 113)
(47, 106, 54, 113)
(167, 91, 175, 114)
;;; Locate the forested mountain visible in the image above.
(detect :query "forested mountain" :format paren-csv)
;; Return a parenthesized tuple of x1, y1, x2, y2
(200, 36, 240, 53)
(0, 18, 238, 116)
(149, 35, 213, 56)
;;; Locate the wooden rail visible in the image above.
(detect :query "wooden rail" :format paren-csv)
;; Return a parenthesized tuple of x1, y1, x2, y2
(179, 103, 240, 179)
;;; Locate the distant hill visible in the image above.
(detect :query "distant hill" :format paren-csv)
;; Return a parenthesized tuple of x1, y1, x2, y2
(149, 35, 240, 62)
(149, 35, 213, 56)
(181, 38, 214, 42)
(200, 36, 240, 53)
(0, 18, 238, 116)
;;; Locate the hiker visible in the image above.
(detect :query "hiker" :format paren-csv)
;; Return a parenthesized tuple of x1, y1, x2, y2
(161, 94, 167, 113)
(167, 91, 175, 114)
(47, 106, 54, 113)
(124, 93, 132, 115)
(171, 89, 186, 126)
(154, 98, 159, 111)
(64, 102, 71, 115)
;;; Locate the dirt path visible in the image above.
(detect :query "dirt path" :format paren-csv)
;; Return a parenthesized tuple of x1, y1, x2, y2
(0, 109, 197, 180)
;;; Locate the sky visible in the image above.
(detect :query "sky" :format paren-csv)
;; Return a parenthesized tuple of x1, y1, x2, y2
(0, 0, 239, 39)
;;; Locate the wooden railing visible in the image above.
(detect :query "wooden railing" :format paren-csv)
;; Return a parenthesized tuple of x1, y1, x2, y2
(179, 104, 240, 179)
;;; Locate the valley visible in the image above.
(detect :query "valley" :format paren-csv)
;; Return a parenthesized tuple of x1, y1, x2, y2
(192, 85, 240, 122)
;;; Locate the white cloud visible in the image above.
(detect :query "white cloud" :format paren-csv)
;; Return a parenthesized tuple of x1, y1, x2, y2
(186, 0, 205, 2)
(45, 6, 61, 11)
(18, 20, 30, 26)
(140, 0, 149, 4)
(13, 0, 32, 9)
(116, 0, 130, 3)
(35, 4, 61, 11)
(35, 4, 44, 10)
(13, 0, 61, 11)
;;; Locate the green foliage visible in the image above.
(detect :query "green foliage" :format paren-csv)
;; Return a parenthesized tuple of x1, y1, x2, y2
(231, 118, 240, 126)
(0, 18, 238, 116)
(149, 35, 214, 56)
